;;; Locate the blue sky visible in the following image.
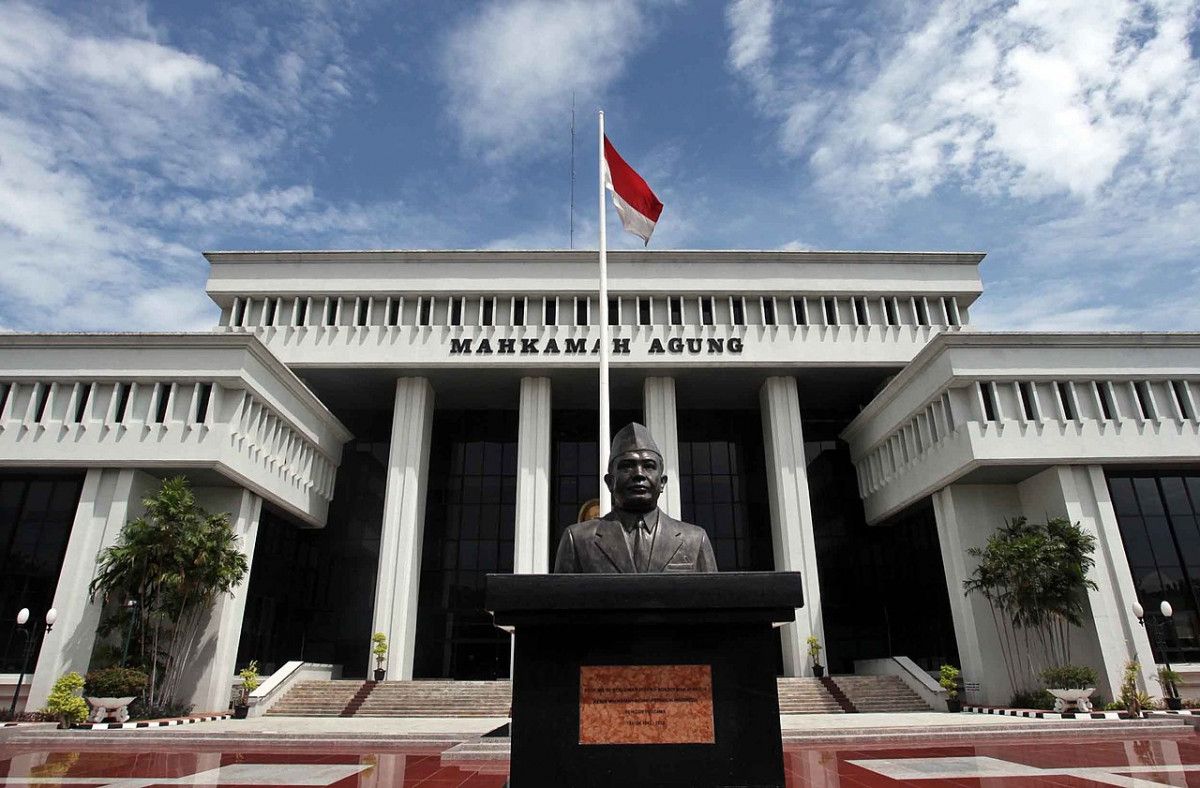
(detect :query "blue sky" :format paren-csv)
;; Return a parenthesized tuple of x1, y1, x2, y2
(1, 0, 1198, 332)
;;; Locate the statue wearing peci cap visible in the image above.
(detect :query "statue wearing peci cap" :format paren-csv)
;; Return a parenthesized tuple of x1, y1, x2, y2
(553, 422, 718, 573)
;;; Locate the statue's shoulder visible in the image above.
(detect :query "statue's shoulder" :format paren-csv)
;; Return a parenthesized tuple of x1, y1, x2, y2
(563, 517, 607, 539)
(668, 516, 713, 542)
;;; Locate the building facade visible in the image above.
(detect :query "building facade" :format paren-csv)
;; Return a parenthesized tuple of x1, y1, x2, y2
(1, 250, 1197, 710)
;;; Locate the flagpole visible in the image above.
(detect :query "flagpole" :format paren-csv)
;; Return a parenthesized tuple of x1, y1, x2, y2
(597, 109, 611, 515)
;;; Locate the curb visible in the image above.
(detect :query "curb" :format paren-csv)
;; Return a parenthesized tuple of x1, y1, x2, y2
(965, 705, 1199, 720)
(74, 713, 232, 730)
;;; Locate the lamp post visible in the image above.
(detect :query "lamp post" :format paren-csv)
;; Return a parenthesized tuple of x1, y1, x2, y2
(120, 599, 139, 668)
(1133, 600, 1180, 709)
(8, 607, 57, 716)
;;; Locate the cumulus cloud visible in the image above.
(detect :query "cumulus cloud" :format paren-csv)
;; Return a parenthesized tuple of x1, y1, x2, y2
(440, 0, 653, 161)
(0, 2, 401, 332)
(726, 0, 1200, 329)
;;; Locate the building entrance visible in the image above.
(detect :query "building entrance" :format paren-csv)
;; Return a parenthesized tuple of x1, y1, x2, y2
(413, 410, 518, 679)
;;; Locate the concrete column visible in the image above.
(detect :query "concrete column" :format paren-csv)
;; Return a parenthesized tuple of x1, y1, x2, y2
(26, 468, 158, 709)
(643, 377, 681, 519)
(514, 378, 552, 574)
(180, 487, 262, 712)
(1016, 465, 1158, 698)
(931, 486, 988, 704)
(371, 377, 435, 680)
(759, 376, 822, 676)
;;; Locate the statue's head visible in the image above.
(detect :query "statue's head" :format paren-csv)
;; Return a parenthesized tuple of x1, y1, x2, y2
(604, 422, 667, 513)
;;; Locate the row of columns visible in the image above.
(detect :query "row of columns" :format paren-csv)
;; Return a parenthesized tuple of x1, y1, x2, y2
(370, 375, 825, 679)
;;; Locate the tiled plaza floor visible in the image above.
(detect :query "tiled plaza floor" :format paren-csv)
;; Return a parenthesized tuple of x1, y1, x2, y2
(2, 734, 1199, 786)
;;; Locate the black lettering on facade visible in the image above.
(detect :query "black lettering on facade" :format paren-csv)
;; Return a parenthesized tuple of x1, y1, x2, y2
(450, 338, 473, 354)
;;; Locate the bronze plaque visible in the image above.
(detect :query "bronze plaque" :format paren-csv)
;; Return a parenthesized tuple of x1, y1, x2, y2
(579, 664, 715, 745)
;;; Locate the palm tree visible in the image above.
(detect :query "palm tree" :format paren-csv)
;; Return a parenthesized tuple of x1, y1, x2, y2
(90, 476, 248, 708)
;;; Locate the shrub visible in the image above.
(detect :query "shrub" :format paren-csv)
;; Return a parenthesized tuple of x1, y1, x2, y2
(806, 635, 822, 662)
(1040, 664, 1098, 689)
(84, 667, 149, 698)
(236, 661, 261, 705)
(44, 672, 89, 729)
(938, 665, 961, 699)
(1010, 689, 1056, 710)
(372, 632, 388, 668)
(1156, 666, 1183, 698)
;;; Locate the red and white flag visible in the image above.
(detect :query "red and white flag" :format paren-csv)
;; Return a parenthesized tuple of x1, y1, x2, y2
(602, 135, 664, 245)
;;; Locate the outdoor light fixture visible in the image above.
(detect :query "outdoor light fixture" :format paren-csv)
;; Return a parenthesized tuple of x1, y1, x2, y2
(1133, 599, 1180, 708)
(8, 606, 58, 716)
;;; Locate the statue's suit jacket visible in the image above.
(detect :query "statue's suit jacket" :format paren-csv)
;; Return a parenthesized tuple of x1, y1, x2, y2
(553, 510, 718, 573)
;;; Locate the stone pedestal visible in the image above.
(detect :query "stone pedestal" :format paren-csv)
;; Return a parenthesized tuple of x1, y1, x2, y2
(487, 572, 803, 788)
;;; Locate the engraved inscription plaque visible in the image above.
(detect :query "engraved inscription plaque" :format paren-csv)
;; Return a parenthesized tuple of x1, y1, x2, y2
(579, 664, 716, 745)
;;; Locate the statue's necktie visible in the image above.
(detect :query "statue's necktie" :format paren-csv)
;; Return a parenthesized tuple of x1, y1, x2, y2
(634, 519, 652, 573)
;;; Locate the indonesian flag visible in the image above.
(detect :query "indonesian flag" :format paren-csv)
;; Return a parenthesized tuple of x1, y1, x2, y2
(603, 135, 664, 245)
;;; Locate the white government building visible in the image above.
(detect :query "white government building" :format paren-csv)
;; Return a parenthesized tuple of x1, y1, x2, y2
(1, 249, 1198, 712)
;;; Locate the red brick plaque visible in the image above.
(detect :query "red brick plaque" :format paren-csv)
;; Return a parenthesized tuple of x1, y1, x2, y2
(579, 665, 715, 745)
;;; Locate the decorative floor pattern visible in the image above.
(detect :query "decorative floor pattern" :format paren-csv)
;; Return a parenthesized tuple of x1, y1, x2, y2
(1, 733, 1198, 786)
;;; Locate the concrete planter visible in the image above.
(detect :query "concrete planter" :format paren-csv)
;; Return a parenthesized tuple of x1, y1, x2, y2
(1047, 687, 1095, 713)
(86, 696, 136, 723)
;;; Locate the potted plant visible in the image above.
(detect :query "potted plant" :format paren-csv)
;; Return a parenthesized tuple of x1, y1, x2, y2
(233, 661, 260, 719)
(1040, 664, 1098, 713)
(806, 635, 825, 678)
(372, 632, 388, 682)
(1156, 666, 1184, 710)
(83, 667, 148, 723)
(939, 664, 962, 712)
(43, 672, 89, 729)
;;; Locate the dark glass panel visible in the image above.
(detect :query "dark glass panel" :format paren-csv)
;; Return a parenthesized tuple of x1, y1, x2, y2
(414, 410, 518, 679)
(0, 472, 83, 673)
(1134, 478, 1165, 515)
(1109, 477, 1139, 515)
(1109, 471, 1200, 663)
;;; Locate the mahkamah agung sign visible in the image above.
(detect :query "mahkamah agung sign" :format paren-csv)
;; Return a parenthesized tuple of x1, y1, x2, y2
(448, 336, 745, 356)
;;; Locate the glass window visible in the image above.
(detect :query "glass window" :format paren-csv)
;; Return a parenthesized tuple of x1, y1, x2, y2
(0, 473, 83, 673)
(1110, 471, 1200, 662)
(414, 411, 518, 679)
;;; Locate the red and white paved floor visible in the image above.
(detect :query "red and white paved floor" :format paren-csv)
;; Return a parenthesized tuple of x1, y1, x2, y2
(2, 734, 1199, 786)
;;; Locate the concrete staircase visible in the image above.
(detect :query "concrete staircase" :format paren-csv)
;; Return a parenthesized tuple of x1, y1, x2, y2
(776, 678, 844, 713)
(266, 680, 365, 716)
(266, 680, 512, 718)
(355, 680, 511, 717)
(830, 675, 932, 712)
(269, 676, 926, 717)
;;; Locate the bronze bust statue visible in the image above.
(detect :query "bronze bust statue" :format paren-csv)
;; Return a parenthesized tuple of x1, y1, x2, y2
(553, 422, 718, 573)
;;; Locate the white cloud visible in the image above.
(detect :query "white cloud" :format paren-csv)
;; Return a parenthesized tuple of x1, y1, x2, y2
(440, 0, 652, 161)
(726, 0, 776, 93)
(0, 2, 404, 332)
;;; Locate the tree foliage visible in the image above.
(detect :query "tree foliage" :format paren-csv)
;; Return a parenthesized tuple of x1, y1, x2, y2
(963, 516, 1097, 693)
(89, 476, 248, 709)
